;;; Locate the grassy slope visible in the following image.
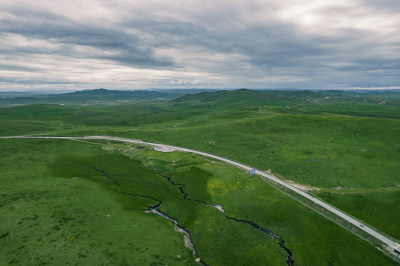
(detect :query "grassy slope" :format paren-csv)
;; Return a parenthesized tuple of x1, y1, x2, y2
(95, 111, 400, 239)
(0, 139, 194, 265)
(0, 139, 395, 265)
(0, 89, 399, 241)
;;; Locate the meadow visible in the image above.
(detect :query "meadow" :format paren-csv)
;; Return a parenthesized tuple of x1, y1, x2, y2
(0, 138, 395, 265)
(0, 89, 399, 264)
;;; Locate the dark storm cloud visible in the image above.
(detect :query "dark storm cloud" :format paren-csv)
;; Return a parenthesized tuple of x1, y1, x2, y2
(0, 0, 399, 90)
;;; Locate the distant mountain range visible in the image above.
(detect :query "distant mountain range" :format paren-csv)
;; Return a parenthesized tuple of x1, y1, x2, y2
(65, 88, 160, 96)
(1, 88, 399, 107)
(0, 88, 171, 105)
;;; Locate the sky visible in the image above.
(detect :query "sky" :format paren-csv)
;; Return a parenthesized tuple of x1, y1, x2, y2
(0, 0, 399, 91)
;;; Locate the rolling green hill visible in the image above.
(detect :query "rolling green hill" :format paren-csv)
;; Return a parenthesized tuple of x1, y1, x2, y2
(0, 88, 399, 264)
(173, 89, 267, 104)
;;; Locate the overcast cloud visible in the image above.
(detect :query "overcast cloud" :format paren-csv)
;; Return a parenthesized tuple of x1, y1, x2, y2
(0, 0, 399, 91)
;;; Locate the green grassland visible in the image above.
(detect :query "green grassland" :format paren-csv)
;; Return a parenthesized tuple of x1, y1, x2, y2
(0, 139, 194, 265)
(1, 89, 399, 264)
(99, 113, 400, 240)
(0, 138, 395, 265)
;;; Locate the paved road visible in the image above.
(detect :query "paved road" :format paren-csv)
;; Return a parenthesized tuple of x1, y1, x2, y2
(1, 135, 399, 255)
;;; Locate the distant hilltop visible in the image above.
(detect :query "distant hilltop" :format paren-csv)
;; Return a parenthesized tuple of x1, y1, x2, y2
(172, 88, 320, 106)
(171, 88, 400, 109)
(66, 88, 160, 96)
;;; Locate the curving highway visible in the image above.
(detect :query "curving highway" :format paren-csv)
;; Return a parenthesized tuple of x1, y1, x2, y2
(1, 135, 399, 256)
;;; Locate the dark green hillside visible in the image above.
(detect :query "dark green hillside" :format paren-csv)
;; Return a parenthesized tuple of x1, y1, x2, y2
(172, 89, 320, 108)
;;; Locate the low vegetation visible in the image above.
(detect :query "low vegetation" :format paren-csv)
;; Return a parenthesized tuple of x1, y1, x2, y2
(1, 89, 399, 264)
(0, 139, 395, 265)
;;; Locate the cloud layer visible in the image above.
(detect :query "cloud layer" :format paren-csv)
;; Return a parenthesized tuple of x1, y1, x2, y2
(0, 0, 399, 90)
